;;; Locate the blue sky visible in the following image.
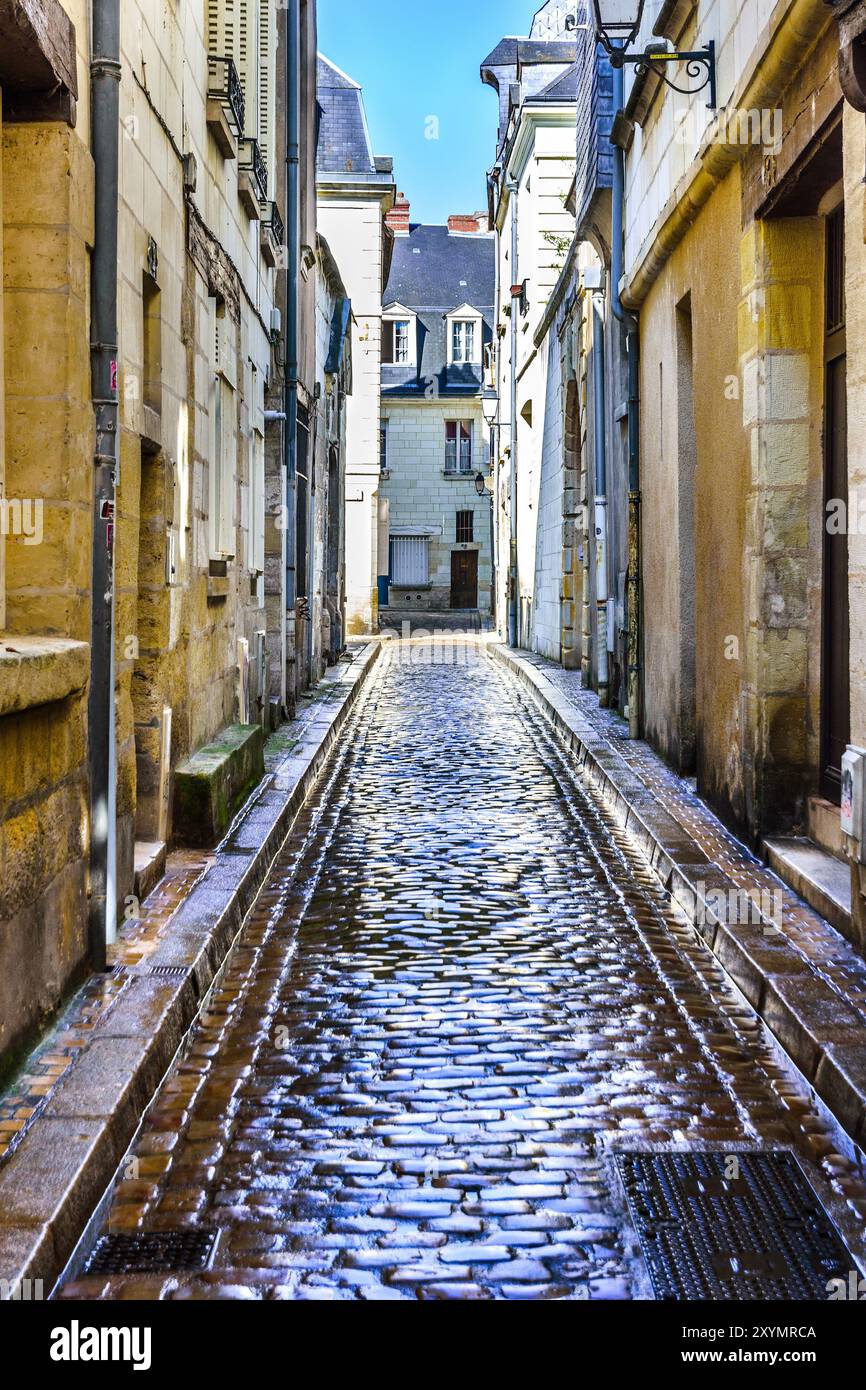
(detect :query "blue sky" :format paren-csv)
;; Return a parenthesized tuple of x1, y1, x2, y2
(317, 0, 538, 225)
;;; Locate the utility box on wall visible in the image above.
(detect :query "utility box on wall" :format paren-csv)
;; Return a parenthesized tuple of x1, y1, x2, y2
(840, 746, 866, 855)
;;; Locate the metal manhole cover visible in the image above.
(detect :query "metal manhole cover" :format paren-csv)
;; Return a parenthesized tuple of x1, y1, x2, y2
(85, 1230, 219, 1276)
(615, 1151, 855, 1300)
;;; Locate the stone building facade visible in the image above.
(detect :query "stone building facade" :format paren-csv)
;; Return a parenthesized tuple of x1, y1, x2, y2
(500, 0, 866, 958)
(0, 0, 345, 1076)
(378, 214, 495, 618)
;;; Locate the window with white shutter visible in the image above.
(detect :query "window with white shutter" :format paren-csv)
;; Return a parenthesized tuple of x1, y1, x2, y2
(389, 536, 429, 586)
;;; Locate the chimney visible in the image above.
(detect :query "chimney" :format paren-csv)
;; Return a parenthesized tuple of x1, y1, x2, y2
(386, 192, 410, 234)
(448, 212, 490, 234)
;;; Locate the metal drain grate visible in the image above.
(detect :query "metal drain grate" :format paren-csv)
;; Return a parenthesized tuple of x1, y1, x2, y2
(85, 1230, 219, 1276)
(148, 964, 189, 980)
(615, 1150, 855, 1300)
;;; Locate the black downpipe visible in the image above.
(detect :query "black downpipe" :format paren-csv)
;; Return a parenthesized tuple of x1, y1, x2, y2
(610, 58, 641, 739)
(88, 0, 121, 970)
(284, 0, 300, 697)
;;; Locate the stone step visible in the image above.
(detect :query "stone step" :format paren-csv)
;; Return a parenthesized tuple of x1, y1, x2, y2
(764, 836, 852, 938)
(173, 723, 266, 848)
(133, 840, 166, 905)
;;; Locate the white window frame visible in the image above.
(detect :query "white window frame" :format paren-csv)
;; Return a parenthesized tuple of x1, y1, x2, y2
(380, 419, 389, 472)
(446, 303, 483, 366)
(382, 302, 416, 367)
(445, 420, 473, 474)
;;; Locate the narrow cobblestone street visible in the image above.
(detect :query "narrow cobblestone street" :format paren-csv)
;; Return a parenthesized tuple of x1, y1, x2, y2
(59, 640, 866, 1301)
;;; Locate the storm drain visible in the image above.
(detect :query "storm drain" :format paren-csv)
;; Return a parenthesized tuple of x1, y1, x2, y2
(148, 964, 189, 980)
(84, 1230, 219, 1277)
(615, 1150, 855, 1300)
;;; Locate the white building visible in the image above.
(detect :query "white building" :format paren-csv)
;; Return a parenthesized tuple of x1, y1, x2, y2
(315, 55, 395, 636)
(378, 207, 496, 618)
(481, 22, 577, 651)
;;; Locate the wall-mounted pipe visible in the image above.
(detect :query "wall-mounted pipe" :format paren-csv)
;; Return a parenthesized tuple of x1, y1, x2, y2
(611, 59, 641, 740)
(591, 293, 609, 707)
(88, 0, 121, 970)
(283, 0, 300, 703)
(507, 180, 519, 649)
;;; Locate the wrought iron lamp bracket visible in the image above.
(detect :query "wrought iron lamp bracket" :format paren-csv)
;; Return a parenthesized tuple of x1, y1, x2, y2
(618, 40, 717, 108)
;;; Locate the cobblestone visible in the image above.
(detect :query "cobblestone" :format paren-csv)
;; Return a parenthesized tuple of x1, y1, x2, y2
(59, 640, 866, 1301)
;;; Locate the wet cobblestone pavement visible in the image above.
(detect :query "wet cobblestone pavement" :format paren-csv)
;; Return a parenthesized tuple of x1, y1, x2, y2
(60, 641, 866, 1300)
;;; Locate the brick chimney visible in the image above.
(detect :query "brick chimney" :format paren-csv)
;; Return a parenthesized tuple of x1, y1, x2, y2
(386, 192, 410, 234)
(448, 212, 490, 234)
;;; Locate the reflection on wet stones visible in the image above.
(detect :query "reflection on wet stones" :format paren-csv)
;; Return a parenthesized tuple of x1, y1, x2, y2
(60, 641, 864, 1301)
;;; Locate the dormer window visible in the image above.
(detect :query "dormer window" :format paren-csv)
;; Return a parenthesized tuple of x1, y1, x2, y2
(452, 320, 476, 364)
(382, 302, 417, 367)
(383, 320, 409, 364)
(445, 303, 483, 366)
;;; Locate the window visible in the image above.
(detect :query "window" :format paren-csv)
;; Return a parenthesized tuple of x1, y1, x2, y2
(382, 319, 410, 364)
(249, 364, 265, 585)
(456, 510, 474, 544)
(389, 535, 429, 586)
(445, 421, 472, 473)
(451, 319, 476, 363)
(209, 297, 236, 559)
(380, 421, 388, 472)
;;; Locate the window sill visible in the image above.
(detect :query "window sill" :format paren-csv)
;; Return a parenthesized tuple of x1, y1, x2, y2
(0, 636, 89, 718)
(442, 470, 475, 480)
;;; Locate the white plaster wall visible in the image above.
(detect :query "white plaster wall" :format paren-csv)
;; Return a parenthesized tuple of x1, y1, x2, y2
(317, 195, 385, 632)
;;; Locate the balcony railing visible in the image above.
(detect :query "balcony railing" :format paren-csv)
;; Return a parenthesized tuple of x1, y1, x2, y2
(239, 137, 268, 201)
(207, 55, 245, 136)
(260, 200, 285, 267)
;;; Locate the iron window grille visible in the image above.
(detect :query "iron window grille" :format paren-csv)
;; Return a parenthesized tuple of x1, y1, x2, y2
(456, 510, 474, 543)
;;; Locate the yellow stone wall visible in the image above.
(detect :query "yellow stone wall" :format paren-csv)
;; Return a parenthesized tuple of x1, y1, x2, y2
(0, 112, 95, 1068)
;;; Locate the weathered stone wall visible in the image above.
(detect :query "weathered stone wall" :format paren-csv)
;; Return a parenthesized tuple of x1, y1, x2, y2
(0, 114, 94, 1068)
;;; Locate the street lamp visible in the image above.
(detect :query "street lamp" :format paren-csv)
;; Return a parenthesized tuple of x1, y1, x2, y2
(474, 472, 487, 498)
(592, 0, 716, 107)
(481, 393, 498, 428)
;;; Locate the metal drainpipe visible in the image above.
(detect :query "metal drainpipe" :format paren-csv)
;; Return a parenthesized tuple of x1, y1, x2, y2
(507, 180, 519, 649)
(611, 59, 641, 739)
(88, 0, 121, 970)
(591, 294, 609, 707)
(284, 0, 300, 705)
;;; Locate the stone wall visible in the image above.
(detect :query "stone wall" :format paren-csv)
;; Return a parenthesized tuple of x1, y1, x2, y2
(379, 399, 492, 613)
(0, 113, 94, 1069)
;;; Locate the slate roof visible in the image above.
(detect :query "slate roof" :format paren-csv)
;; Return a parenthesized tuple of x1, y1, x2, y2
(534, 61, 579, 103)
(381, 225, 495, 399)
(316, 54, 376, 176)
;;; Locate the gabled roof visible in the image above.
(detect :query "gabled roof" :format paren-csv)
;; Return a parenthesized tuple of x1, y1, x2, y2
(316, 53, 375, 175)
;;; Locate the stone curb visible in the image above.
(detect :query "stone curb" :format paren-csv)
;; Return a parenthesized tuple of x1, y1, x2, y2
(0, 641, 382, 1299)
(489, 643, 866, 1151)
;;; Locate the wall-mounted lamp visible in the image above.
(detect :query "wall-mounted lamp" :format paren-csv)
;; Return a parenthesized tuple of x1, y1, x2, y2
(592, 0, 716, 107)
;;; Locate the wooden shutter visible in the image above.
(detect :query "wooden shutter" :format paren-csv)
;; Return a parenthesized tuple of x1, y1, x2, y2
(259, 0, 276, 170)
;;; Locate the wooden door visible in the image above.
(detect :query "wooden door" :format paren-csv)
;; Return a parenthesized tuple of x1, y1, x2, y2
(450, 550, 478, 609)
